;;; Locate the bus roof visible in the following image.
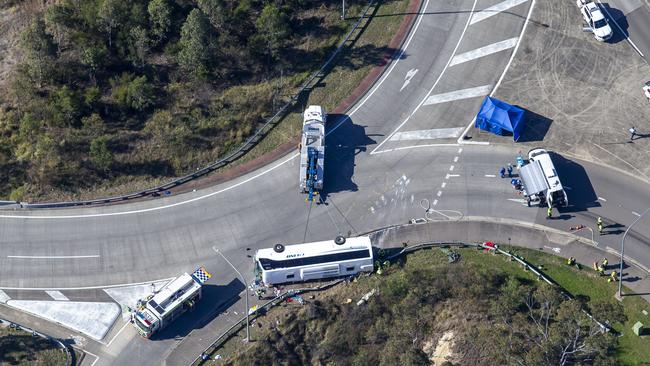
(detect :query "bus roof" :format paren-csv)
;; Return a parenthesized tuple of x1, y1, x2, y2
(147, 273, 201, 317)
(256, 236, 372, 261)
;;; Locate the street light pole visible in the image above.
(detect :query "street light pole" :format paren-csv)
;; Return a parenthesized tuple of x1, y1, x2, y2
(618, 208, 650, 298)
(213, 247, 250, 342)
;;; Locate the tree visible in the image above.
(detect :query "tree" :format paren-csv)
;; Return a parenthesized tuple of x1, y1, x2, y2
(89, 136, 113, 172)
(81, 113, 105, 138)
(197, 0, 227, 30)
(255, 3, 289, 58)
(147, 0, 172, 46)
(51, 86, 81, 127)
(20, 19, 57, 88)
(129, 26, 150, 68)
(98, 0, 125, 48)
(80, 44, 107, 82)
(178, 8, 212, 78)
(126, 76, 154, 111)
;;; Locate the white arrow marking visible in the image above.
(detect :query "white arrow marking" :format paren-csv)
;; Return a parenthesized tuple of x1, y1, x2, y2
(400, 68, 419, 91)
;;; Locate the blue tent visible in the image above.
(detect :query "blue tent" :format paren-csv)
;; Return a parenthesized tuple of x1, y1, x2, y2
(475, 96, 525, 141)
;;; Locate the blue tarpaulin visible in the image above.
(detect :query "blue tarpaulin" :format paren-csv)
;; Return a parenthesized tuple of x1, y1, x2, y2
(475, 96, 525, 141)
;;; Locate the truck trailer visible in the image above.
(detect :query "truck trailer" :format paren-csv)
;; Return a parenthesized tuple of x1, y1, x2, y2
(131, 267, 211, 338)
(299, 105, 326, 201)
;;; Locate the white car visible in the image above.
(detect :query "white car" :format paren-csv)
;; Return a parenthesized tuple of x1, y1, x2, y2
(577, 0, 613, 42)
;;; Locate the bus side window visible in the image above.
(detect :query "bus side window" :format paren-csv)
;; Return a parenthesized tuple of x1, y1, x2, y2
(286, 274, 295, 279)
(346, 266, 355, 271)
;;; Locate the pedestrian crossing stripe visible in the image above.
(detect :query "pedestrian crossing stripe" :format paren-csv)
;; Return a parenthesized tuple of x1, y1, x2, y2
(192, 267, 212, 284)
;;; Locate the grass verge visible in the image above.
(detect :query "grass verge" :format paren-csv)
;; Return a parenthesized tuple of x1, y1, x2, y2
(208, 246, 650, 365)
(0, 325, 67, 365)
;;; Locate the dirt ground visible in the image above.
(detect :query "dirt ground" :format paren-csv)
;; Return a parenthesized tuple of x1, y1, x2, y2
(473, 0, 650, 182)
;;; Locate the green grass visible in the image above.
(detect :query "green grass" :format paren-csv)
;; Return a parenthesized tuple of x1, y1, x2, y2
(0, 325, 67, 365)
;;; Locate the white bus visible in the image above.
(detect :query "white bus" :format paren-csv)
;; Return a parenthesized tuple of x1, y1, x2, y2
(131, 267, 211, 338)
(523, 148, 568, 208)
(255, 236, 374, 286)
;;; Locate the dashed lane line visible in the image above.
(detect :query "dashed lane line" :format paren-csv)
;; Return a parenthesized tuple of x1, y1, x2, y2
(598, 197, 607, 202)
(45, 291, 69, 301)
(6, 255, 100, 259)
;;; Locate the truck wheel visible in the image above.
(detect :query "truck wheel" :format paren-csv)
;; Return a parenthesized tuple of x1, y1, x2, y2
(273, 244, 285, 253)
(335, 236, 346, 245)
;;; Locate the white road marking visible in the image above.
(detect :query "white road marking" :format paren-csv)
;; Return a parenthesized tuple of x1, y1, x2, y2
(596, 0, 644, 57)
(450, 37, 518, 66)
(45, 291, 69, 301)
(0, 0, 435, 219)
(437, 191, 442, 197)
(400, 68, 419, 91)
(632, 211, 641, 217)
(453, 156, 459, 162)
(389, 127, 464, 141)
(371, 0, 480, 154)
(470, 0, 529, 25)
(0, 277, 176, 291)
(458, 148, 463, 154)
(543, 245, 561, 253)
(372, 143, 460, 154)
(598, 197, 607, 202)
(449, 165, 455, 171)
(446, 174, 460, 178)
(433, 199, 438, 205)
(441, 182, 447, 188)
(485, 174, 496, 177)
(508, 198, 528, 206)
(83, 350, 100, 366)
(458, 0, 536, 144)
(106, 321, 130, 348)
(0, 290, 9, 303)
(7, 255, 100, 259)
(423, 85, 492, 105)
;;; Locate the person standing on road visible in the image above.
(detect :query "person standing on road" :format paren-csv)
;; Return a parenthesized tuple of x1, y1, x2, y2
(602, 257, 608, 269)
(507, 164, 513, 178)
(547, 206, 553, 219)
(629, 126, 637, 141)
(597, 217, 604, 235)
(500, 167, 506, 178)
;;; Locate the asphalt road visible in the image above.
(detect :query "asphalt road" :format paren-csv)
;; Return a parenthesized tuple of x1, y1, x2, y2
(1, 0, 649, 365)
(601, 0, 650, 62)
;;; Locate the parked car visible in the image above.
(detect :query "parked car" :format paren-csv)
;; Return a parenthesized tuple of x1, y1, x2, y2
(577, 0, 613, 42)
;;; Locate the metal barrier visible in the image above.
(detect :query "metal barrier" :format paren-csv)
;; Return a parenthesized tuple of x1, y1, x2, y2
(189, 279, 345, 366)
(0, 317, 72, 366)
(188, 241, 611, 365)
(21, 0, 380, 209)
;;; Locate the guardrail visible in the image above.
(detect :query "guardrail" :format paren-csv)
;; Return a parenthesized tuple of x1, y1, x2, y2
(0, 317, 72, 366)
(189, 279, 345, 366)
(188, 240, 611, 365)
(20, 0, 379, 209)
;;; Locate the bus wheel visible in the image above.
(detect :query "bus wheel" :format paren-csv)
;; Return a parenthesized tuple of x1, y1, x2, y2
(335, 236, 346, 245)
(273, 244, 285, 253)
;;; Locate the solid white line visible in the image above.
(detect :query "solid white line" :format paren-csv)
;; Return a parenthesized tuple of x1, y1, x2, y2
(370, 143, 460, 155)
(389, 127, 464, 141)
(423, 85, 492, 105)
(371, 0, 480, 154)
(437, 191, 442, 197)
(485, 174, 496, 177)
(7, 255, 100, 259)
(596, 0, 644, 57)
(453, 156, 459, 162)
(441, 182, 447, 188)
(45, 290, 69, 301)
(0, 277, 176, 291)
(470, 0, 529, 25)
(458, 0, 536, 144)
(106, 321, 130, 348)
(0, 0, 433, 220)
(450, 37, 518, 66)
(449, 165, 455, 171)
(83, 350, 100, 366)
(632, 211, 641, 217)
(597, 197, 607, 202)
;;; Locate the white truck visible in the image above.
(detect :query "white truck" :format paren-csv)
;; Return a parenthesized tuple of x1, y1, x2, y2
(131, 267, 211, 338)
(577, 0, 613, 42)
(519, 148, 569, 208)
(299, 105, 326, 201)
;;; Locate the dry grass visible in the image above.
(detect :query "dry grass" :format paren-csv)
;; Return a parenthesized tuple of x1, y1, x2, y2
(0, 325, 67, 366)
